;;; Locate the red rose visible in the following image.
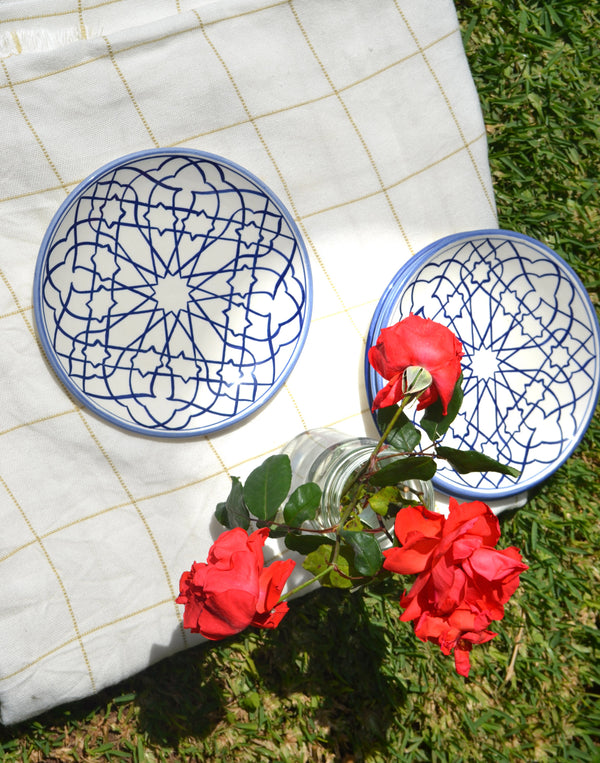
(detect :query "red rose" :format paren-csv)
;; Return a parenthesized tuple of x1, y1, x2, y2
(412, 609, 497, 677)
(177, 527, 295, 640)
(368, 314, 463, 414)
(383, 498, 527, 676)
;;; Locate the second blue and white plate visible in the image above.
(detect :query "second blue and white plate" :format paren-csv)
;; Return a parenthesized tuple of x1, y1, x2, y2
(366, 230, 600, 500)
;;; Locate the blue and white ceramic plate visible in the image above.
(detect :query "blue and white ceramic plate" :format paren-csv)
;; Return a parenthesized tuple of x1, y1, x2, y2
(34, 148, 312, 437)
(365, 230, 600, 500)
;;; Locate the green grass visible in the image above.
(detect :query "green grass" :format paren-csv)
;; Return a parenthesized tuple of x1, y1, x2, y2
(2, 1, 599, 760)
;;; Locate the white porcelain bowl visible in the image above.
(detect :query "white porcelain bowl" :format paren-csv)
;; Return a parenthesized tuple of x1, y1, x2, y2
(366, 230, 600, 500)
(34, 149, 312, 437)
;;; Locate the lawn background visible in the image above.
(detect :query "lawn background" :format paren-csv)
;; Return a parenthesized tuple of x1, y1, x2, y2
(1, 1, 599, 760)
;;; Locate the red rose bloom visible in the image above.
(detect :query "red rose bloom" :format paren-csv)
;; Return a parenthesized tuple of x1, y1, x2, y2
(177, 527, 295, 640)
(383, 498, 527, 676)
(368, 314, 463, 414)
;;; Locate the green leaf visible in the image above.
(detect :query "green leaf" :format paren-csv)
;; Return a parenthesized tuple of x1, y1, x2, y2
(377, 406, 421, 451)
(339, 530, 384, 576)
(436, 446, 521, 478)
(420, 374, 464, 441)
(302, 544, 354, 589)
(284, 533, 334, 555)
(214, 476, 249, 529)
(243, 454, 292, 521)
(368, 486, 399, 516)
(369, 456, 437, 487)
(283, 482, 322, 526)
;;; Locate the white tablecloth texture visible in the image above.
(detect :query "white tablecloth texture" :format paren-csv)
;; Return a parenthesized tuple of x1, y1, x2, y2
(0, 0, 497, 724)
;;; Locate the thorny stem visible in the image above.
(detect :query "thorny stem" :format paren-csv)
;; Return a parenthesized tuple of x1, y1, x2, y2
(278, 565, 332, 601)
(367, 394, 414, 473)
(281, 374, 428, 603)
(329, 391, 418, 569)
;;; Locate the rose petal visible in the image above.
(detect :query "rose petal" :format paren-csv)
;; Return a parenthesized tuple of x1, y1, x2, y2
(255, 558, 296, 614)
(251, 601, 290, 630)
(453, 642, 472, 677)
(368, 314, 463, 414)
(443, 499, 500, 547)
(383, 536, 439, 575)
(394, 505, 445, 546)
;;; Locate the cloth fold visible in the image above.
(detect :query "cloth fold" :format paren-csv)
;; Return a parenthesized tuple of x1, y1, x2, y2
(0, 0, 497, 724)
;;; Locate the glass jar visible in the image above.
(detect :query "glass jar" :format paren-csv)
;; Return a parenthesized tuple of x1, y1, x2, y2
(281, 428, 435, 540)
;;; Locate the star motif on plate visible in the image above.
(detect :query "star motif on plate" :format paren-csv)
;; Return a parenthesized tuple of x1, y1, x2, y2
(224, 302, 252, 335)
(99, 195, 126, 228)
(143, 202, 177, 234)
(87, 286, 116, 319)
(523, 378, 546, 406)
(181, 209, 215, 240)
(548, 342, 571, 372)
(227, 265, 256, 297)
(218, 361, 244, 387)
(91, 247, 120, 282)
(167, 352, 200, 382)
(520, 312, 545, 340)
(151, 273, 192, 316)
(469, 258, 492, 284)
(131, 348, 163, 376)
(236, 222, 263, 249)
(84, 341, 110, 367)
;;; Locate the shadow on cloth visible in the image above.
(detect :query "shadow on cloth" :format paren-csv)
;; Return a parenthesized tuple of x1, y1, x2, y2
(0, 582, 414, 758)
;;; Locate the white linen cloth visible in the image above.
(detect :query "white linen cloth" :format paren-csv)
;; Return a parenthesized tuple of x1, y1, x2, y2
(0, 0, 497, 724)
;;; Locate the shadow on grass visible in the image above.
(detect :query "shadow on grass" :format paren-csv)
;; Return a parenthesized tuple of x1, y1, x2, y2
(138, 581, 413, 759)
(135, 583, 412, 760)
(250, 581, 413, 761)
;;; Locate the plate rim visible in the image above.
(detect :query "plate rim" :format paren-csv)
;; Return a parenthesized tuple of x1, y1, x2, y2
(33, 147, 313, 438)
(364, 228, 600, 499)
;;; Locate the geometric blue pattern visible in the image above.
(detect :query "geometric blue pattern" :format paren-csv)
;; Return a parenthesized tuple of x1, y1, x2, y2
(366, 230, 600, 499)
(34, 149, 312, 437)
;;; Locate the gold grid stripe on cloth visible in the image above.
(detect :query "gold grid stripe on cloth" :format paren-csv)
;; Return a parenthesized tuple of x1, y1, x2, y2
(103, 35, 159, 147)
(0, 128, 485, 225)
(0, 474, 97, 692)
(0, 409, 77, 439)
(394, 2, 495, 214)
(288, 0, 414, 255)
(0, 399, 367, 569)
(301, 131, 488, 220)
(0, 0, 122, 25)
(0, 20, 455, 96)
(169, 27, 459, 159)
(1, 16, 188, 636)
(0, 265, 42, 343)
(192, 7, 364, 344)
(0, 25, 462, 205)
(204, 436, 231, 477)
(76, 411, 188, 646)
(0, 58, 69, 194)
(10, 32, 22, 55)
(0, 304, 33, 321)
(283, 382, 308, 431)
(77, 0, 87, 40)
(0, 499, 134, 565)
(0, 599, 174, 682)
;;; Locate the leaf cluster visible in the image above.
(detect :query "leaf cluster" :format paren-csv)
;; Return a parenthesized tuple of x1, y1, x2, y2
(215, 377, 520, 591)
(214, 454, 388, 584)
(377, 375, 520, 479)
